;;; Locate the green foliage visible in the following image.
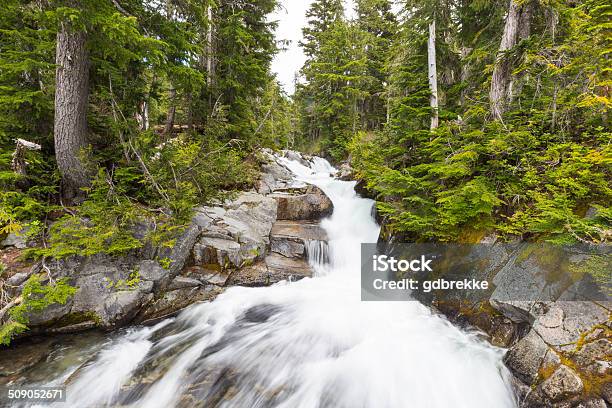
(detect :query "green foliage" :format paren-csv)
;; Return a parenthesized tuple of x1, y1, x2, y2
(0, 0, 277, 260)
(1, 274, 76, 345)
(0, 321, 27, 346)
(296, 0, 397, 160)
(27, 169, 146, 259)
(348, 0, 611, 243)
(158, 257, 172, 270)
(104, 269, 141, 291)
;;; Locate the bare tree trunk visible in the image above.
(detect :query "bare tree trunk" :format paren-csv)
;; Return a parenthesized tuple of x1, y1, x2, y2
(163, 0, 176, 137)
(54, 20, 90, 199)
(490, 0, 523, 120)
(163, 87, 177, 137)
(206, 5, 215, 87)
(428, 20, 439, 130)
(508, 1, 533, 99)
(206, 4, 217, 114)
(137, 98, 149, 131)
(11, 139, 41, 176)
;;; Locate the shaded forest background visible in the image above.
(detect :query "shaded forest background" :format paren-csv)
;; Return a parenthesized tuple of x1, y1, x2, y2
(0, 0, 610, 261)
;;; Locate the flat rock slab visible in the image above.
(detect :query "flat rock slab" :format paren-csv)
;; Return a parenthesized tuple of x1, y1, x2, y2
(227, 256, 313, 287)
(271, 220, 328, 242)
(192, 192, 277, 271)
(265, 253, 312, 280)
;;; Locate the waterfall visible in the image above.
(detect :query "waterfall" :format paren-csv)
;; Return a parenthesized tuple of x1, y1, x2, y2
(19, 153, 517, 408)
(305, 239, 329, 268)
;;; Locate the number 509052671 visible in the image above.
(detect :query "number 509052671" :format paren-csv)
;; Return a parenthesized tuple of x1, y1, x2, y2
(6, 387, 66, 402)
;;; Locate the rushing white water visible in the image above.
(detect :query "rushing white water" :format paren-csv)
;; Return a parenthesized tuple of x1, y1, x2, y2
(27, 154, 517, 408)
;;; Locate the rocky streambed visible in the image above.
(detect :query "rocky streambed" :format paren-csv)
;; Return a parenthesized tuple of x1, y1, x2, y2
(0, 150, 610, 408)
(0, 150, 332, 342)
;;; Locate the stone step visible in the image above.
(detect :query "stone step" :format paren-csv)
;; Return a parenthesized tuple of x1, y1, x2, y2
(270, 220, 328, 259)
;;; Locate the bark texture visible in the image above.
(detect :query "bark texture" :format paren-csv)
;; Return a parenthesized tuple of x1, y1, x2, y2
(490, 0, 532, 120)
(428, 20, 439, 130)
(54, 21, 90, 199)
(490, 0, 520, 120)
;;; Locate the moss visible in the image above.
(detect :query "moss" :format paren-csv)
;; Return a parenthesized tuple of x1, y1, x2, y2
(53, 311, 102, 327)
(541, 349, 612, 399)
(573, 323, 612, 352)
(203, 263, 223, 272)
(456, 228, 490, 244)
(537, 362, 559, 383)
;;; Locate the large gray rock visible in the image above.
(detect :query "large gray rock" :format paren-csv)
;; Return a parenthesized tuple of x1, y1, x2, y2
(270, 185, 333, 221)
(192, 192, 277, 271)
(1, 227, 29, 249)
(256, 149, 304, 194)
(265, 253, 312, 281)
(504, 330, 549, 384)
(541, 365, 584, 402)
(532, 302, 609, 350)
(26, 216, 205, 333)
(270, 220, 328, 260)
(282, 150, 311, 167)
(337, 162, 354, 181)
(226, 261, 272, 287)
(102, 290, 153, 329)
(137, 285, 222, 324)
(157, 223, 201, 279)
(167, 276, 203, 291)
(6, 271, 31, 287)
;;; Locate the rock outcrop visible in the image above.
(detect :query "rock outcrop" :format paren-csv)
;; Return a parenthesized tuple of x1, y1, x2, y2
(190, 192, 277, 273)
(423, 243, 612, 408)
(256, 149, 305, 194)
(1, 150, 334, 340)
(270, 185, 333, 221)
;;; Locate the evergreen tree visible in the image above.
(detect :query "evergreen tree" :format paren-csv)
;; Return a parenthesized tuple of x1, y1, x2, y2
(354, 0, 397, 130)
(300, 0, 344, 59)
(349, 0, 611, 243)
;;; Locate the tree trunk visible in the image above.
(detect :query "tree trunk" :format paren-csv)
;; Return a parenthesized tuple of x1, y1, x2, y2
(206, 4, 216, 113)
(163, 0, 176, 137)
(163, 87, 177, 137)
(138, 98, 149, 130)
(428, 20, 439, 130)
(206, 5, 215, 88)
(490, 0, 522, 120)
(54, 20, 90, 199)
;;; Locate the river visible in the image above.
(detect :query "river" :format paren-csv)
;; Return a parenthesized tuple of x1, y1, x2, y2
(20, 155, 517, 408)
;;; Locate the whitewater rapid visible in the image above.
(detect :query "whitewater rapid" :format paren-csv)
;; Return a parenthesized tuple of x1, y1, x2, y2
(26, 155, 517, 408)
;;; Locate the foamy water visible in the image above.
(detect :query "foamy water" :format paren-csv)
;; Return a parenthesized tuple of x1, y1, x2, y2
(24, 154, 517, 408)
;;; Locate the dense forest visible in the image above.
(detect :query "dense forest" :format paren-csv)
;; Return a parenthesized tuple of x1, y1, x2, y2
(0, 0, 297, 258)
(296, 0, 610, 243)
(0, 0, 610, 260)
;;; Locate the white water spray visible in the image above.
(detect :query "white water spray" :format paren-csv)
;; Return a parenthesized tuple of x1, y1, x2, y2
(25, 154, 517, 408)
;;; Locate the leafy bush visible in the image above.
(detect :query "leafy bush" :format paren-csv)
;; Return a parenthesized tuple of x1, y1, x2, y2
(1, 274, 76, 345)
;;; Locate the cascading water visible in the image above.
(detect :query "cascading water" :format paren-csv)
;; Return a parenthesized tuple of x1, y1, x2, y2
(21, 155, 517, 408)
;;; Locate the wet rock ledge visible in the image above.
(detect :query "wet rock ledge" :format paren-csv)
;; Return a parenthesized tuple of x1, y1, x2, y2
(0, 150, 332, 338)
(428, 252, 611, 408)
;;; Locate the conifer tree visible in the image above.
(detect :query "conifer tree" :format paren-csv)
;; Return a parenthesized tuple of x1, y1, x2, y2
(354, 0, 397, 130)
